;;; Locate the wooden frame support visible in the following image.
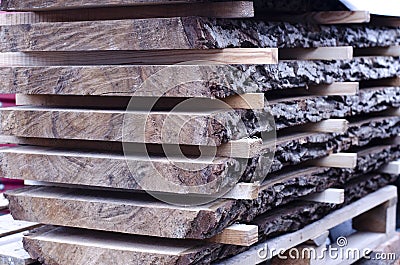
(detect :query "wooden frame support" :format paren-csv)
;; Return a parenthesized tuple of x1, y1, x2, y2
(307, 82, 359, 96)
(216, 185, 398, 265)
(279, 46, 353, 61)
(309, 153, 358, 169)
(302, 189, 345, 204)
(379, 160, 400, 175)
(301, 119, 349, 134)
(208, 224, 259, 246)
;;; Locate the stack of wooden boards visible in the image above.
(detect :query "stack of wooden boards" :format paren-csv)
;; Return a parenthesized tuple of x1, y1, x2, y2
(0, 0, 399, 264)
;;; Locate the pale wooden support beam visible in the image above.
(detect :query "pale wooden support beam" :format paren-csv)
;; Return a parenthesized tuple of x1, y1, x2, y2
(221, 93, 265, 109)
(379, 160, 400, 175)
(310, 153, 357, 169)
(308, 82, 359, 96)
(222, 182, 260, 200)
(279, 46, 353, 61)
(0, 194, 9, 210)
(303, 119, 349, 133)
(208, 224, 259, 247)
(302, 189, 345, 204)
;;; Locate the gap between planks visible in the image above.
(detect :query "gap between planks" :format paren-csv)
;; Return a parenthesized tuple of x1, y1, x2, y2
(0, 1, 254, 23)
(0, 49, 278, 66)
(354, 46, 400, 57)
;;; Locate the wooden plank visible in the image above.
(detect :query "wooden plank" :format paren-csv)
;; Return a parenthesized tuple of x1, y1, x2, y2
(15, 93, 266, 110)
(208, 224, 258, 246)
(264, 11, 370, 24)
(0, 106, 262, 146)
(217, 185, 398, 264)
(0, 49, 278, 65)
(0, 145, 249, 195)
(355, 46, 400, 57)
(297, 119, 349, 134)
(307, 82, 359, 96)
(5, 185, 253, 244)
(0, 214, 39, 238)
(279, 46, 353, 61)
(309, 153, 357, 169)
(1, 0, 216, 10)
(0, 232, 36, 265)
(0, 194, 8, 210)
(222, 182, 260, 200)
(379, 160, 400, 175)
(0, 2, 254, 23)
(302, 188, 345, 204)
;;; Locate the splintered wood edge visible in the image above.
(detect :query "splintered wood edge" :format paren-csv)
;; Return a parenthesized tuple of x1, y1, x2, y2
(354, 46, 400, 57)
(208, 224, 259, 246)
(216, 185, 398, 264)
(308, 82, 359, 96)
(302, 188, 345, 204)
(0, 1, 254, 23)
(279, 46, 353, 61)
(16, 93, 266, 110)
(0, 49, 278, 66)
(309, 153, 358, 169)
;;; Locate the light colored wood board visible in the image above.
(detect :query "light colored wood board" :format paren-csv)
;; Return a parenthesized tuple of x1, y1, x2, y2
(1, 0, 216, 10)
(379, 160, 400, 174)
(208, 224, 258, 246)
(302, 188, 344, 204)
(0, 232, 35, 265)
(355, 46, 400, 57)
(370, 15, 400, 27)
(0, 145, 250, 195)
(0, 194, 8, 210)
(0, 214, 39, 238)
(23, 226, 208, 265)
(0, 2, 254, 23)
(309, 153, 357, 169)
(279, 46, 353, 61)
(307, 82, 359, 96)
(0, 106, 257, 146)
(288, 119, 349, 134)
(0, 49, 278, 65)
(15, 93, 266, 110)
(6, 186, 251, 244)
(265, 11, 370, 24)
(216, 185, 398, 264)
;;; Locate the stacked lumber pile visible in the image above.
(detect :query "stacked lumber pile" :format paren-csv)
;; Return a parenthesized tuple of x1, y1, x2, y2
(0, 0, 399, 264)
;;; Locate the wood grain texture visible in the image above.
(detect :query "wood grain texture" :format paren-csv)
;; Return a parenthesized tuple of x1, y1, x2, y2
(0, 145, 250, 195)
(0, 2, 254, 22)
(1, 0, 213, 10)
(0, 56, 397, 98)
(0, 106, 273, 146)
(279, 46, 353, 61)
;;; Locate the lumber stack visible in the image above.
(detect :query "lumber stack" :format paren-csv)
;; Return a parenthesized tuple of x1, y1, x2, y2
(0, 0, 399, 264)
